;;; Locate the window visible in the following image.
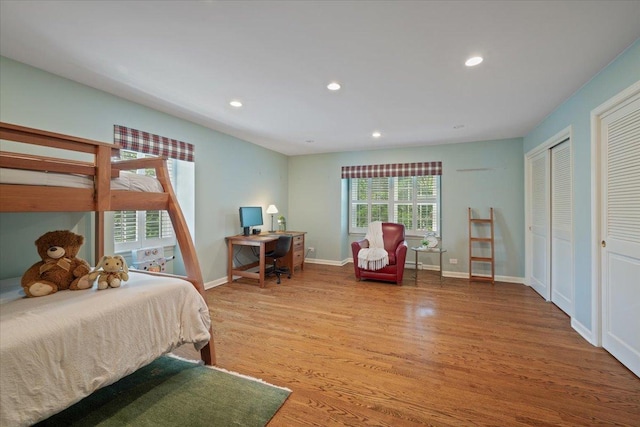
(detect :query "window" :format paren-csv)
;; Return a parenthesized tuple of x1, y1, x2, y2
(345, 162, 441, 236)
(350, 175, 440, 236)
(113, 150, 176, 252)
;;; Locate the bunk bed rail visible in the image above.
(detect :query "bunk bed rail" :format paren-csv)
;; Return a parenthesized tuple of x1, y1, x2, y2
(0, 121, 214, 365)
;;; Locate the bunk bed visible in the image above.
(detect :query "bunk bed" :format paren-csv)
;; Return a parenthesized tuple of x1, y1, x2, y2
(0, 122, 216, 426)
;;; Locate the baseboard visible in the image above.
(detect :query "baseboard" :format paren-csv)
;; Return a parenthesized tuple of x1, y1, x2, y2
(206, 260, 347, 288)
(441, 271, 466, 279)
(571, 318, 597, 346)
(442, 271, 524, 284)
(205, 278, 230, 289)
(335, 259, 526, 284)
(305, 258, 350, 266)
(209, 263, 525, 288)
(494, 275, 525, 284)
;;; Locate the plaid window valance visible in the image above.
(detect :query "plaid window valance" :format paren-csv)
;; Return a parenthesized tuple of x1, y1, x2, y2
(114, 125, 194, 162)
(341, 161, 442, 179)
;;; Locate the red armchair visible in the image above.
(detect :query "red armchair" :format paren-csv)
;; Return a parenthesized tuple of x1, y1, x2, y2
(351, 222, 408, 285)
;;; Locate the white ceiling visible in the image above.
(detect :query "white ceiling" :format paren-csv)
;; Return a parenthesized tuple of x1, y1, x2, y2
(1, 1, 639, 156)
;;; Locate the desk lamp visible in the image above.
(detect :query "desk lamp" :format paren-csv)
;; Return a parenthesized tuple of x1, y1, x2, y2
(266, 204, 278, 232)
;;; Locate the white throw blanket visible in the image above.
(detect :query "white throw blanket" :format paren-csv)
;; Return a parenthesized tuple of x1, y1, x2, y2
(358, 221, 389, 270)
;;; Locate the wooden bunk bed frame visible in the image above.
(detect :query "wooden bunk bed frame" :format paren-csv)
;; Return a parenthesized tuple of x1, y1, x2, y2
(0, 121, 216, 365)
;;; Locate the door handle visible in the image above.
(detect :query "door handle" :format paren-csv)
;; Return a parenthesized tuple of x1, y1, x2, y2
(601, 240, 606, 248)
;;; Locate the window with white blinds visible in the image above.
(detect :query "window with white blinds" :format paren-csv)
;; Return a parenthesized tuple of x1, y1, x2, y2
(349, 175, 440, 236)
(113, 150, 177, 252)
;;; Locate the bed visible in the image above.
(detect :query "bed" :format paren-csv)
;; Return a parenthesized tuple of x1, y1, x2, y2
(0, 122, 216, 425)
(0, 272, 211, 426)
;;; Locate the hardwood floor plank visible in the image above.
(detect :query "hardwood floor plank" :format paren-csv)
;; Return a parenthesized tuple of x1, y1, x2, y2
(177, 264, 639, 426)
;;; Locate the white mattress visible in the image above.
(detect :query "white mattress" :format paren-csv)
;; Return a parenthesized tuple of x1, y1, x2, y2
(0, 272, 211, 426)
(0, 168, 164, 192)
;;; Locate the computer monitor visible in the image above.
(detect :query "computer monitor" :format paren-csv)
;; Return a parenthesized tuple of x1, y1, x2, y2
(239, 206, 263, 236)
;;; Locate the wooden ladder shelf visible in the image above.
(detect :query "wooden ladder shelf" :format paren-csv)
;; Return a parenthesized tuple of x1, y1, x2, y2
(468, 207, 495, 283)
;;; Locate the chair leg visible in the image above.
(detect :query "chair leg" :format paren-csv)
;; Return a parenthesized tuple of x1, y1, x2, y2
(273, 260, 289, 284)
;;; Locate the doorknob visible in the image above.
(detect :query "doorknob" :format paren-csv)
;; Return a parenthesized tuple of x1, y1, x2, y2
(601, 240, 606, 248)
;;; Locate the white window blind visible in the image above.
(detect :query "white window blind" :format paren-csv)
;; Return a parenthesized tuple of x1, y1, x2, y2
(113, 150, 177, 252)
(349, 175, 440, 236)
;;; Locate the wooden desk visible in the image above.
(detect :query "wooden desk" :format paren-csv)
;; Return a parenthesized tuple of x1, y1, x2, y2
(226, 231, 306, 287)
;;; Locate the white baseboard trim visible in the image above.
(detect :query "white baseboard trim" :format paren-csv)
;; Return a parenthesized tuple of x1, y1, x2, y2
(330, 259, 526, 284)
(204, 278, 228, 289)
(208, 263, 525, 288)
(443, 271, 468, 279)
(305, 258, 350, 266)
(438, 271, 524, 284)
(495, 275, 525, 284)
(207, 272, 270, 288)
(571, 318, 597, 346)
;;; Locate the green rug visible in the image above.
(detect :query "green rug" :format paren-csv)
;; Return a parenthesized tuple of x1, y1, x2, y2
(35, 356, 291, 427)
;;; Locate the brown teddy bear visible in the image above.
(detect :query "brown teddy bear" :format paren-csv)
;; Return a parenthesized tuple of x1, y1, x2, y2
(88, 255, 129, 290)
(21, 230, 92, 297)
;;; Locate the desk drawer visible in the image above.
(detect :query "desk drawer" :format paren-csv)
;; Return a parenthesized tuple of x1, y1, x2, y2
(291, 233, 305, 272)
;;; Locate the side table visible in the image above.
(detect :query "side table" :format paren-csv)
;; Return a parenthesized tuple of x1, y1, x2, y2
(410, 247, 447, 281)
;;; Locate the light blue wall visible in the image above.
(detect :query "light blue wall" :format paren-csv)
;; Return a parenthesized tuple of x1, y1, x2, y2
(289, 138, 525, 279)
(523, 39, 640, 332)
(3, 36, 636, 292)
(0, 56, 288, 282)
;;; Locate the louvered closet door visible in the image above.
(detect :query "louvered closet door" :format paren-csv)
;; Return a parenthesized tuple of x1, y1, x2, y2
(601, 94, 640, 377)
(550, 140, 572, 315)
(529, 150, 550, 300)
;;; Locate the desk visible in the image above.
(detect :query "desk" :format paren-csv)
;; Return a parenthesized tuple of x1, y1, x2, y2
(226, 231, 305, 288)
(411, 247, 447, 281)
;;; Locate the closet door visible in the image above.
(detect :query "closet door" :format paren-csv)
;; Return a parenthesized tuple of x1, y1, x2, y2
(601, 94, 640, 377)
(550, 140, 573, 315)
(529, 150, 550, 300)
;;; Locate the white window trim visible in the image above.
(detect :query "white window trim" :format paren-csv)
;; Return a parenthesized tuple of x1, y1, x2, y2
(349, 175, 441, 237)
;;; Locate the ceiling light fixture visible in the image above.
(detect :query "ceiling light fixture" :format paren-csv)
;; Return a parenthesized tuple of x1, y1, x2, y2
(372, 131, 381, 138)
(465, 56, 483, 67)
(327, 82, 341, 91)
(229, 100, 242, 107)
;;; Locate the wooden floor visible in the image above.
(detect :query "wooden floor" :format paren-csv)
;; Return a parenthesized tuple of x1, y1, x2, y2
(184, 264, 639, 426)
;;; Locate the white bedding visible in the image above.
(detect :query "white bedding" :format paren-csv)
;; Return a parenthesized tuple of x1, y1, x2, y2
(0, 272, 211, 426)
(0, 169, 164, 192)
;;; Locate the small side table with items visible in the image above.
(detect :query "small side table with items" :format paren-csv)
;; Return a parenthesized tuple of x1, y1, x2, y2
(411, 246, 447, 282)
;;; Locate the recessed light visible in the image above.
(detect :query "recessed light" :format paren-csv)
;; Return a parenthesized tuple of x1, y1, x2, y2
(229, 100, 242, 107)
(372, 131, 381, 138)
(465, 56, 483, 67)
(327, 82, 341, 91)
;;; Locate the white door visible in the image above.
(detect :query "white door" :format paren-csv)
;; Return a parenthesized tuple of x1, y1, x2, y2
(601, 94, 640, 377)
(529, 150, 550, 300)
(551, 140, 573, 315)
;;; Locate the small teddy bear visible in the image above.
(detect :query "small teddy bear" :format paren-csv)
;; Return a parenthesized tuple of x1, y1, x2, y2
(21, 230, 92, 297)
(88, 255, 129, 290)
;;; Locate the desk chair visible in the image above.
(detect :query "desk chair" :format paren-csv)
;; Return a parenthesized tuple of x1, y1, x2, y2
(265, 234, 293, 284)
